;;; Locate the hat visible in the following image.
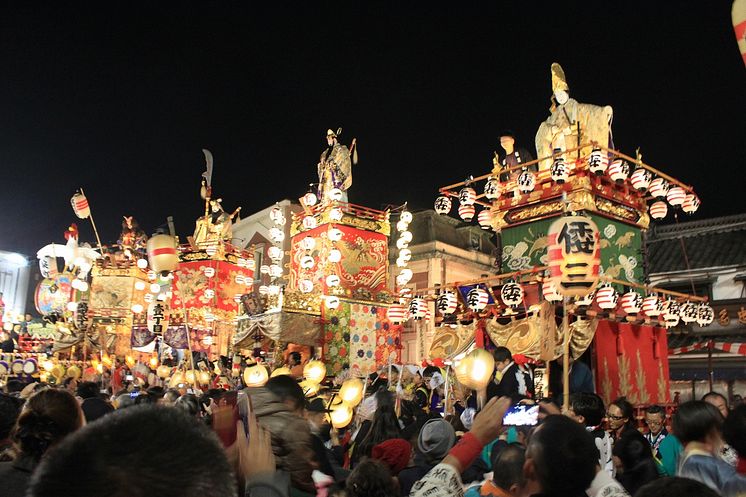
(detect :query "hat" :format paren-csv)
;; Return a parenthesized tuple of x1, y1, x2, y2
(460, 407, 476, 431)
(417, 418, 456, 462)
(551, 62, 569, 93)
(372, 438, 412, 475)
(499, 130, 515, 139)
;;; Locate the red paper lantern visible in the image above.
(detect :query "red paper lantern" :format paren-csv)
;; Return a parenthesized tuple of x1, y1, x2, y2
(642, 295, 663, 317)
(620, 291, 642, 314)
(682, 194, 701, 214)
(649, 201, 668, 220)
(547, 215, 601, 297)
(595, 285, 619, 310)
(666, 187, 686, 206)
(458, 187, 476, 206)
(648, 178, 669, 199)
(387, 304, 407, 324)
(458, 204, 475, 222)
(608, 159, 630, 183)
(477, 209, 493, 230)
(629, 169, 652, 191)
(542, 281, 563, 303)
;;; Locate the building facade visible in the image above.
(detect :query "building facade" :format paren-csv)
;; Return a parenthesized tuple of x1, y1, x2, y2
(0, 250, 31, 321)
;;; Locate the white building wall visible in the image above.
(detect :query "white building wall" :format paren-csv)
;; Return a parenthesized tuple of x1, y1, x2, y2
(0, 251, 31, 320)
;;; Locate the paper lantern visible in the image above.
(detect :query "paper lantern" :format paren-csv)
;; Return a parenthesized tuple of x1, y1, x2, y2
(696, 304, 714, 327)
(517, 170, 536, 193)
(269, 264, 283, 278)
(436, 291, 458, 315)
(397, 268, 413, 285)
(185, 369, 198, 384)
(679, 302, 698, 324)
(303, 360, 327, 384)
(399, 231, 413, 245)
(325, 295, 340, 309)
(326, 274, 340, 287)
(547, 215, 601, 297)
(146, 234, 178, 275)
(608, 159, 630, 183)
(330, 207, 344, 222)
(395, 274, 409, 287)
(550, 155, 570, 184)
(595, 285, 619, 310)
(157, 365, 171, 378)
(460, 349, 495, 391)
(328, 248, 342, 263)
(299, 380, 320, 397)
(299, 279, 314, 293)
(66, 301, 77, 311)
(588, 148, 608, 175)
(328, 228, 343, 242)
(303, 192, 318, 207)
(396, 257, 407, 268)
(458, 204, 475, 222)
(399, 248, 412, 263)
(269, 227, 285, 243)
(70, 192, 91, 219)
(339, 378, 364, 407)
(484, 177, 501, 200)
(682, 194, 701, 214)
(458, 187, 476, 206)
(477, 209, 493, 230)
(271, 366, 291, 377)
(268, 246, 283, 262)
(267, 284, 281, 296)
(666, 187, 686, 206)
(269, 206, 283, 223)
(300, 254, 315, 270)
(136, 258, 148, 269)
(301, 237, 316, 251)
(199, 370, 211, 385)
(244, 276, 254, 287)
(434, 195, 452, 215)
(662, 299, 681, 320)
(243, 364, 269, 387)
(542, 281, 563, 303)
(396, 238, 409, 250)
(328, 188, 344, 201)
(468, 287, 490, 311)
(400, 210, 413, 224)
(204, 289, 215, 299)
(649, 201, 668, 220)
(387, 304, 407, 323)
(649, 178, 670, 199)
(395, 219, 408, 232)
(131, 303, 144, 314)
(630, 168, 652, 192)
(620, 291, 643, 314)
(302, 216, 318, 230)
(642, 295, 663, 317)
(408, 297, 427, 320)
(500, 282, 524, 308)
(330, 403, 353, 428)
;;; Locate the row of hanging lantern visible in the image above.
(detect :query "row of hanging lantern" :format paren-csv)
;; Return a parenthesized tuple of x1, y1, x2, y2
(261, 204, 287, 298)
(323, 221, 344, 310)
(395, 207, 414, 288)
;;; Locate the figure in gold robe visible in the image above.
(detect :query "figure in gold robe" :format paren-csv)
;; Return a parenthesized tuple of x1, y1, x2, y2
(318, 128, 352, 203)
(193, 198, 240, 247)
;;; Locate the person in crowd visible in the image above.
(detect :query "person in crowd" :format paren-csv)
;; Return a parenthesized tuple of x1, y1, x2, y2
(466, 443, 525, 497)
(26, 405, 284, 497)
(175, 393, 204, 418)
(161, 388, 181, 406)
(345, 458, 398, 497)
(0, 393, 23, 460)
(643, 404, 682, 476)
(634, 476, 721, 497)
(0, 389, 84, 497)
(607, 397, 637, 443)
(612, 429, 660, 494)
(487, 347, 533, 401)
(371, 438, 412, 478)
(287, 351, 304, 379)
(674, 400, 746, 496)
(413, 368, 431, 413)
(62, 376, 78, 395)
(702, 391, 738, 466)
(566, 392, 614, 476)
(723, 403, 746, 475)
(77, 381, 114, 423)
(352, 390, 402, 467)
(305, 397, 338, 478)
(399, 417, 456, 496)
(249, 374, 316, 494)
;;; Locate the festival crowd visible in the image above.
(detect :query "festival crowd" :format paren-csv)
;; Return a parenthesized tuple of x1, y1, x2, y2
(0, 346, 745, 497)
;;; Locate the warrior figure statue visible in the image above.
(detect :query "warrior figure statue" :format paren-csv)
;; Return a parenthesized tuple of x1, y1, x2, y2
(317, 128, 352, 203)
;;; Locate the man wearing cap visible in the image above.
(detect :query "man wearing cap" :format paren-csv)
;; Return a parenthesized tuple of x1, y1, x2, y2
(318, 128, 352, 203)
(399, 417, 457, 496)
(496, 131, 536, 182)
(305, 397, 342, 479)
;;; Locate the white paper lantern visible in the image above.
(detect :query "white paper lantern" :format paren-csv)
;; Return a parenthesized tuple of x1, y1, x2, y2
(517, 170, 536, 193)
(595, 285, 619, 310)
(330, 207, 344, 221)
(303, 192, 318, 207)
(77, 280, 89, 292)
(150, 283, 161, 294)
(260, 265, 270, 275)
(328, 248, 342, 263)
(328, 228, 343, 242)
(436, 291, 458, 315)
(268, 246, 283, 262)
(458, 187, 476, 206)
(269, 206, 283, 223)
(696, 303, 714, 327)
(244, 276, 254, 287)
(499, 283, 523, 308)
(458, 204, 475, 222)
(135, 280, 146, 291)
(267, 284, 281, 295)
(679, 302, 698, 324)
(396, 219, 409, 232)
(608, 159, 630, 183)
(258, 285, 269, 295)
(588, 148, 608, 175)
(666, 187, 686, 207)
(147, 270, 157, 281)
(408, 297, 427, 320)
(650, 201, 668, 220)
(648, 178, 670, 199)
(468, 287, 490, 311)
(137, 258, 148, 269)
(328, 188, 344, 201)
(203, 267, 215, 278)
(400, 210, 413, 224)
(301, 237, 316, 251)
(299, 279, 314, 293)
(235, 274, 246, 286)
(542, 281, 563, 303)
(131, 304, 144, 314)
(397, 268, 413, 285)
(326, 274, 340, 287)
(399, 248, 412, 263)
(325, 295, 340, 309)
(399, 231, 413, 245)
(620, 291, 643, 314)
(302, 216, 318, 230)
(144, 293, 154, 303)
(642, 295, 662, 317)
(477, 209, 493, 230)
(484, 177, 501, 200)
(396, 257, 408, 268)
(300, 255, 315, 270)
(204, 289, 215, 299)
(269, 264, 283, 278)
(66, 301, 77, 312)
(205, 244, 218, 257)
(387, 304, 407, 323)
(630, 168, 652, 192)
(269, 227, 285, 243)
(396, 238, 410, 250)
(246, 259, 256, 270)
(662, 299, 681, 320)
(550, 156, 570, 184)
(682, 194, 701, 214)
(434, 195, 452, 215)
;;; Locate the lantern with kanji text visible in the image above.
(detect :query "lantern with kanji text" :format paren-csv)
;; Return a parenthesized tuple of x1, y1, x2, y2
(588, 148, 608, 175)
(546, 215, 601, 297)
(620, 291, 642, 314)
(630, 168, 652, 192)
(434, 196, 452, 215)
(436, 292, 458, 315)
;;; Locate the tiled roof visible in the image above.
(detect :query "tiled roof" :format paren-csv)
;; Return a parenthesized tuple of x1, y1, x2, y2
(647, 213, 746, 274)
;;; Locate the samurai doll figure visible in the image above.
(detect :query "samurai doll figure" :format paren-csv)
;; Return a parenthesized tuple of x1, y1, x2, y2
(193, 198, 241, 248)
(118, 216, 148, 259)
(317, 128, 352, 203)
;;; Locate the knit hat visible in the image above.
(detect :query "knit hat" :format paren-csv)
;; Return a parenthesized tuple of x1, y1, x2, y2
(417, 418, 456, 462)
(372, 438, 412, 475)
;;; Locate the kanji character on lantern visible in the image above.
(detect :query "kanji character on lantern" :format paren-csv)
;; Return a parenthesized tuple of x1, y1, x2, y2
(547, 215, 601, 297)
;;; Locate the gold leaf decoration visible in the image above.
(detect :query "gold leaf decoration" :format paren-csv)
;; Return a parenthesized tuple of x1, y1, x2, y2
(657, 362, 668, 403)
(617, 354, 632, 401)
(601, 357, 613, 406)
(635, 350, 649, 405)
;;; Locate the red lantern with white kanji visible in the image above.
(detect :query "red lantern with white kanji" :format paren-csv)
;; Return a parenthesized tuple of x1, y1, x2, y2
(642, 295, 662, 317)
(436, 292, 458, 315)
(467, 287, 490, 311)
(588, 148, 608, 175)
(547, 215, 601, 297)
(458, 204, 475, 222)
(595, 285, 619, 310)
(608, 159, 630, 183)
(682, 194, 700, 214)
(620, 291, 642, 314)
(650, 201, 668, 220)
(387, 304, 407, 324)
(477, 209, 493, 230)
(630, 169, 652, 192)
(649, 178, 669, 199)
(666, 187, 686, 206)
(458, 187, 476, 206)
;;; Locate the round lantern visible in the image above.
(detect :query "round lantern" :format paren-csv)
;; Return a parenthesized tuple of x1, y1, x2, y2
(302, 216, 318, 230)
(679, 302, 698, 324)
(387, 304, 407, 324)
(303, 360, 327, 384)
(696, 303, 714, 327)
(400, 210, 413, 224)
(468, 287, 490, 311)
(269, 227, 285, 243)
(608, 159, 630, 183)
(66, 301, 77, 312)
(137, 258, 148, 269)
(477, 209, 493, 230)
(458, 204, 475, 222)
(325, 274, 340, 287)
(134, 280, 146, 291)
(204, 289, 215, 299)
(156, 365, 171, 379)
(547, 215, 601, 297)
(576, 291, 596, 306)
(396, 238, 410, 250)
(550, 156, 569, 184)
(269, 206, 283, 223)
(630, 168, 652, 192)
(396, 220, 409, 232)
(325, 295, 340, 309)
(399, 230, 413, 245)
(269, 264, 283, 278)
(328, 188, 344, 202)
(682, 194, 701, 214)
(71, 192, 91, 219)
(517, 170, 536, 193)
(434, 195, 452, 215)
(500, 282, 523, 308)
(201, 267, 215, 279)
(396, 257, 408, 268)
(329, 403, 353, 429)
(408, 297, 427, 320)
(299, 279, 314, 293)
(595, 285, 619, 310)
(299, 380, 320, 397)
(642, 295, 662, 316)
(648, 178, 670, 199)
(542, 281, 563, 303)
(458, 187, 476, 206)
(459, 349, 495, 391)
(146, 234, 178, 275)
(271, 367, 291, 377)
(436, 291, 458, 315)
(301, 237, 316, 251)
(620, 291, 643, 314)
(268, 246, 283, 262)
(303, 192, 318, 207)
(147, 270, 157, 280)
(484, 177, 501, 200)
(649, 201, 668, 220)
(244, 276, 254, 287)
(588, 148, 608, 175)
(300, 254, 315, 270)
(258, 285, 269, 295)
(329, 207, 344, 222)
(339, 378, 364, 407)
(666, 186, 686, 206)
(131, 304, 144, 314)
(328, 228, 344, 242)
(244, 364, 269, 387)
(397, 268, 413, 285)
(399, 248, 412, 263)
(328, 248, 342, 263)
(662, 299, 681, 320)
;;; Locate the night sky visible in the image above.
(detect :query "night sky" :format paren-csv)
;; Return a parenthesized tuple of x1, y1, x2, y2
(1, 2, 744, 257)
